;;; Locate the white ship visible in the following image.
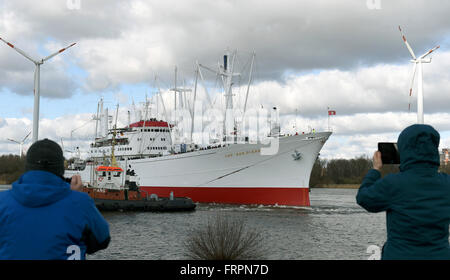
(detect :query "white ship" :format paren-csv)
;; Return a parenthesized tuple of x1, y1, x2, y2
(66, 51, 331, 206)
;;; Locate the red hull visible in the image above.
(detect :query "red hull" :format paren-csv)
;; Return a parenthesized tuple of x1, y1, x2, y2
(139, 186, 310, 206)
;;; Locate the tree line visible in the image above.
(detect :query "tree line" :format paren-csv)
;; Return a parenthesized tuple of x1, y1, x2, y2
(0, 155, 78, 184)
(310, 156, 450, 187)
(0, 155, 26, 184)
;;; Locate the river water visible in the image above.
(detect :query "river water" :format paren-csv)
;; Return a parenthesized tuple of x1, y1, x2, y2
(0, 186, 386, 259)
(90, 188, 386, 260)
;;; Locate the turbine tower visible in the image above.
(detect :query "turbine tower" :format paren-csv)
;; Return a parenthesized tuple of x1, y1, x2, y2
(7, 131, 31, 158)
(0, 37, 76, 143)
(398, 26, 439, 124)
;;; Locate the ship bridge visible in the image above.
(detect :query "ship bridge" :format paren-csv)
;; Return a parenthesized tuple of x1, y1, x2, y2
(89, 118, 173, 160)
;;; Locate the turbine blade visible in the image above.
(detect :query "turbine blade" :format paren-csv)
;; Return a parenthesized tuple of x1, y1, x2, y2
(22, 131, 31, 142)
(0, 37, 38, 64)
(408, 63, 417, 112)
(398, 26, 417, 60)
(42, 42, 76, 62)
(7, 138, 20, 144)
(419, 45, 440, 60)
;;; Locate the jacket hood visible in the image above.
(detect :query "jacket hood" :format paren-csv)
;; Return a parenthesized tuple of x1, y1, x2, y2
(397, 124, 440, 172)
(11, 170, 71, 207)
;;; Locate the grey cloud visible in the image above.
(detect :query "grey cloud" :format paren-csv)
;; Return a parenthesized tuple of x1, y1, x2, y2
(2, 0, 131, 41)
(141, 0, 450, 81)
(0, 64, 77, 98)
(3, 0, 450, 95)
(1, 0, 450, 157)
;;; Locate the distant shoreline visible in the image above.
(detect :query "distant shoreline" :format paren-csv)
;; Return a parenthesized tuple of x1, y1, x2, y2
(0, 181, 361, 189)
(313, 184, 360, 189)
(1, 181, 360, 189)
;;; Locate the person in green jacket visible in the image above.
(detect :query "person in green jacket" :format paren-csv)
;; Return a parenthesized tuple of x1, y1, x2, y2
(357, 124, 450, 260)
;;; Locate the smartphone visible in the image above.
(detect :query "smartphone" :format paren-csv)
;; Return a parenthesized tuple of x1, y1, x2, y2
(378, 142, 400, 164)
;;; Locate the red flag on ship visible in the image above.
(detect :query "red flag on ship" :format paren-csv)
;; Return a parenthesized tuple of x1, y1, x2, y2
(328, 110, 336, 116)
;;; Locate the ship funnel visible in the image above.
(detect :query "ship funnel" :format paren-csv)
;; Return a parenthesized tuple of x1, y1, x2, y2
(223, 55, 228, 71)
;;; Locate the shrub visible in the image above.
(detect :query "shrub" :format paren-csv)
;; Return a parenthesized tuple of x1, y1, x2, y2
(184, 214, 268, 260)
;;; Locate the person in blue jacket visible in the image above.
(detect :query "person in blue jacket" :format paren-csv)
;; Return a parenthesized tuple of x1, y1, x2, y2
(0, 139, 110, 260)
(357, 124, 450, 260)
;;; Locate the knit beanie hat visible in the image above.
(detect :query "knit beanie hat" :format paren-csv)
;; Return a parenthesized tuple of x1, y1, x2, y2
(25, 138, 65, 177)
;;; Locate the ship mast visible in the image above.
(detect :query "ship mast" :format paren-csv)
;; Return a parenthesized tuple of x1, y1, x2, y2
(221, 50, 243, 141)
(242, 52, 255, 122)
(138, 96, 150, 156)
(94, 98, 101, 139)
(154, 76, 173, 150)
(190, 64, 199, 143)
(198, 49, 241, 142)
(110, 104, 119, 167)
(170, 66, 192, 144)
(223, 50, 235, 139)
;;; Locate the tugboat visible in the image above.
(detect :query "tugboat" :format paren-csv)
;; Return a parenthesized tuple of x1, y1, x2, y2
(82, 165, 196, 212)
(76, 118, 196, 212)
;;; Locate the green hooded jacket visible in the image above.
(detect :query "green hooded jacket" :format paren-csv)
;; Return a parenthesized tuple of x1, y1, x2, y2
(357, 124, 450, 260)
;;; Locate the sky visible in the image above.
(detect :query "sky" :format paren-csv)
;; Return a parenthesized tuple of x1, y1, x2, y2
(1, 0, 450, 160)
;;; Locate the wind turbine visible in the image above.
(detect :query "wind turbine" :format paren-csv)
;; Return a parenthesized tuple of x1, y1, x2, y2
(0, 37, 76, 143)
(398, 26, 439, 124)
(7, 131, 31, 158)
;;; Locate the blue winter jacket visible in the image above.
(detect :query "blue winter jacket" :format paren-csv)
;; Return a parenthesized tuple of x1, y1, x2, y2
(0, 170, 110, 260)
(357, 124, 450, 260)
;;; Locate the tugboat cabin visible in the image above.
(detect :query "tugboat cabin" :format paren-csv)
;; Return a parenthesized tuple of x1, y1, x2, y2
(95, 166, 124, 190)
